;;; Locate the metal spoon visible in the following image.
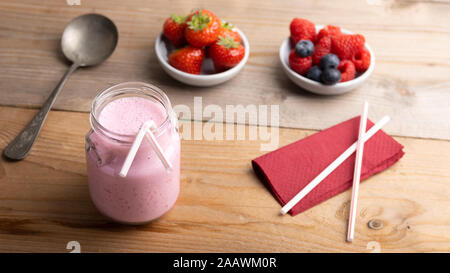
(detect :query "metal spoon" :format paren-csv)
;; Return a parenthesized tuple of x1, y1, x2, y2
(3, 13, 118, 160)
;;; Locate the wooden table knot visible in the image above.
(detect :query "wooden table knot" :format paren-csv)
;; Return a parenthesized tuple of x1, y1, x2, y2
(368, 219, 384, 230)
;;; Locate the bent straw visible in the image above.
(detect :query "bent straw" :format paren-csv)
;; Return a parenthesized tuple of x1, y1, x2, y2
(280, 115, 390, 215)
(119, 120, 172, 178)
(145, 121, 173, 172)
(347, 101, 369, 242)
(119, 121, 151, 177)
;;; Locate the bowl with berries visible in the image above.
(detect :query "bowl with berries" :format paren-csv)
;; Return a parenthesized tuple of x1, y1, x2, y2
(280, 18, 374, 95)
(155, 9, 250, 87)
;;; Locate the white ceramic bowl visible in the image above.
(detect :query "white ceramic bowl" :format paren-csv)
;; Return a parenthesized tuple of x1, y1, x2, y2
(279, 26, 375, 95)
(155, 28, 250, 87)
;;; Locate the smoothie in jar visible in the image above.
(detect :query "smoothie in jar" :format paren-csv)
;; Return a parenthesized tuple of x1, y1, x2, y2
(85, 82, 180, 224)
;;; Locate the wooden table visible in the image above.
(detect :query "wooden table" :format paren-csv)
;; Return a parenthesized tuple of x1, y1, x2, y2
(0, 0, 449, 252)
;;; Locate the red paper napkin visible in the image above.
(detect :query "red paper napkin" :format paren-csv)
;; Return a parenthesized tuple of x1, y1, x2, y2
(252, 116, 404, 216)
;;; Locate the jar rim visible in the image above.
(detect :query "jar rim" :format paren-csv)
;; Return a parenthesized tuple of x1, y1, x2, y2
(90, 82, 173, 143)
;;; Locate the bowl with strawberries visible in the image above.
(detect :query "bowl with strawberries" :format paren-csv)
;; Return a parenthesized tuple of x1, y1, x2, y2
(155, 9, 250, 87)
(280, 18, 374, 95)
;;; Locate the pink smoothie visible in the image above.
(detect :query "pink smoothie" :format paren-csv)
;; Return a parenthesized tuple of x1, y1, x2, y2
(86, 96, 180, 224)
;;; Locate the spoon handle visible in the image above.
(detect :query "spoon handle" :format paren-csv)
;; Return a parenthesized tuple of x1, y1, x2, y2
(3, 63, 79, 160)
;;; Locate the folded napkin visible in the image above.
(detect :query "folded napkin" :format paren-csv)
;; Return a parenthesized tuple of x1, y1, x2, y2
(252, 116, 404, 216)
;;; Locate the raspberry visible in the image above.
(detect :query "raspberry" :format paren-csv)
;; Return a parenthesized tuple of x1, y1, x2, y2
(312, 36, 331, 65)
(289, 49, 312, 76)
(290, 18, 316, 45)
(331, 34, 365, 60)
(338, 60, 356, 82)
(351, 48, 371, 72)
(317, 25, 342, 41)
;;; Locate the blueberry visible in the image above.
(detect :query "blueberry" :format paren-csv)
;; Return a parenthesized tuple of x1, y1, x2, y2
(295, 40, 314, 57)
(319, 54, 340, 69)
(306, 66, 322, 82)
(321, 68, 341, 85)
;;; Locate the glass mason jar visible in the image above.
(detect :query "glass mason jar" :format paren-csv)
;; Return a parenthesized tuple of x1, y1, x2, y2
(85, 82, 180, 224)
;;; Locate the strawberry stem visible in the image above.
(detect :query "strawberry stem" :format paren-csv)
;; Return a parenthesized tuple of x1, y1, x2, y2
(221, 21, 233, 30)
(217, 36, 239, 49)
(187, 11, 211, 32)
(171, 14, 187, 24)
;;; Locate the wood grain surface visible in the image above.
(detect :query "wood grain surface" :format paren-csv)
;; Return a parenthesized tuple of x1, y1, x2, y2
(0, 0, 449, 140)
(0, 106, 449, 253)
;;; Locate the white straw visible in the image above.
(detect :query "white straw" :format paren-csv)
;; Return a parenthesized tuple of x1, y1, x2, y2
(119, 120, 172, 177)
(145, 121, 173, 172)
(347, 101, 369, 242)
(280, 115, 390, 215)
(119, 121, 151, 177)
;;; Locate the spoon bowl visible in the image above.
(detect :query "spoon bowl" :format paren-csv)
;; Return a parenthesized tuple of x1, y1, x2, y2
(61, 13, 118, 66)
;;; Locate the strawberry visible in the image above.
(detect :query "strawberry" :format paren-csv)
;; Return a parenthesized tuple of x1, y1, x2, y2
(312, 36, 331, 65)
(163, 14, 187, 47)
(331, 34, 365, 60)
(317, 25, 342, 41)
(185, 9, 221, 47)
(218, 22, 241, 43)
(338, 60, 356, 82)
(351, 48, 371, 72)
(289, 49, 312, 76)
(168, 46, 205, 74)
(290, 18, 316, 45)
(209, 36, 245, 72)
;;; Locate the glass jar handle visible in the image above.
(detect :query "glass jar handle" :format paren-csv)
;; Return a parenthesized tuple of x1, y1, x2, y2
(85, 130, 103, 166)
